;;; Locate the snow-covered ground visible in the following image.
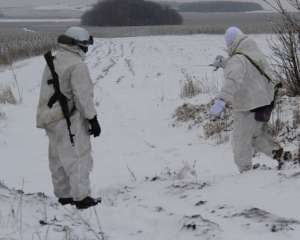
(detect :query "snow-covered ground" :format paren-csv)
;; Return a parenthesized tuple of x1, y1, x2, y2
(1, 34, 300, 240)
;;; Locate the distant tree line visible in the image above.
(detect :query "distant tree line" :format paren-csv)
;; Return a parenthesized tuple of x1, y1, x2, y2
(178, 1, 263, 12)
(81, 0, 183, 26)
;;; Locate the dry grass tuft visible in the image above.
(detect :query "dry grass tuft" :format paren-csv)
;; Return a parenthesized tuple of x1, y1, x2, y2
(203, 120, 227, 139)
(174, 101, 233, 144)
(174, 103, 208, 124)
(0, 86, 17, 104)
(180, 69, 210, 98)
(181, 79, 203, 98)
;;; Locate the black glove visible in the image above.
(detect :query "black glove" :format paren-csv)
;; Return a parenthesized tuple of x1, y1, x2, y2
(88, 116, 101, 137)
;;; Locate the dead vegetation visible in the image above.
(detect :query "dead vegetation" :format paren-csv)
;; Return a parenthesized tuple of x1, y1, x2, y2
(268, 0, 300, 96)
(180, 79, 203, 98)
(0, 30, 57, 65)
(174, 102, 233, 143)
(203, 119, 230, 142)
(180, 69, 209, 98)
(269, 96, 300, 145)
(0, 86, 17, 104)
(174, 103, 207, 123)
(173, 96, 300, 146)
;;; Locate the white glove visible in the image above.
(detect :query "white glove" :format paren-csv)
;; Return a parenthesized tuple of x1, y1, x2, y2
(209, 55, 226, 71)
(210, 99, 226, 117)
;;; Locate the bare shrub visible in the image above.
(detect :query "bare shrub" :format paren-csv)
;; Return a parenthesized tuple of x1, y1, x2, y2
(270, 98, 285, 136)
(271, 118, 285, 137)
(292, 104, 300, 129)
(268, 0, 300, 96)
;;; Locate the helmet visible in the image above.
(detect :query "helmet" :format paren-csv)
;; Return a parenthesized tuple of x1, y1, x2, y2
(57, 26, 94, 53)
(65, 26, 93, 46)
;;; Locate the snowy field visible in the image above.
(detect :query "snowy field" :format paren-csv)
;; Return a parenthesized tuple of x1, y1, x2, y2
(180, 0, 298, 12)
(1, 34, 300, 240)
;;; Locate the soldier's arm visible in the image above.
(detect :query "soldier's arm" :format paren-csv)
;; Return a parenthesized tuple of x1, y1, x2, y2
(218, 56, 246, 104)
(70, 62, 97, 120)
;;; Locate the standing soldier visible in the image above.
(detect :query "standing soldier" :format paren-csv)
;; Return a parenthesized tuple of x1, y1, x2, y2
(36, 27, 101, 209)
(210, 26, 291, 172)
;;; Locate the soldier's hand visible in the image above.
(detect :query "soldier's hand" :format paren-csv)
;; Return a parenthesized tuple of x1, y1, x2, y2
(209, 55, 226, 71)
(210, 99, 226, 118)
(88, 116, 101, 137)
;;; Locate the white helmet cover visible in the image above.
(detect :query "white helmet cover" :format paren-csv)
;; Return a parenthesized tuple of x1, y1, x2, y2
(64, 26, 93, 46)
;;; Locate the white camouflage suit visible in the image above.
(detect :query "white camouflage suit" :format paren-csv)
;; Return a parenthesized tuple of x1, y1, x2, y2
(36, 44, 97, 200)
(219, 34, 280, 172)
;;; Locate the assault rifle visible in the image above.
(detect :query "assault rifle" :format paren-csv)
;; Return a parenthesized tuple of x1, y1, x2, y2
(44, 51, 75, 146)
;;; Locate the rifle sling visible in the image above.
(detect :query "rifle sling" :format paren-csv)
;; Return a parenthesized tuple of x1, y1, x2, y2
(235, 52, 283, 115)
(235, 52, 273, 83)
